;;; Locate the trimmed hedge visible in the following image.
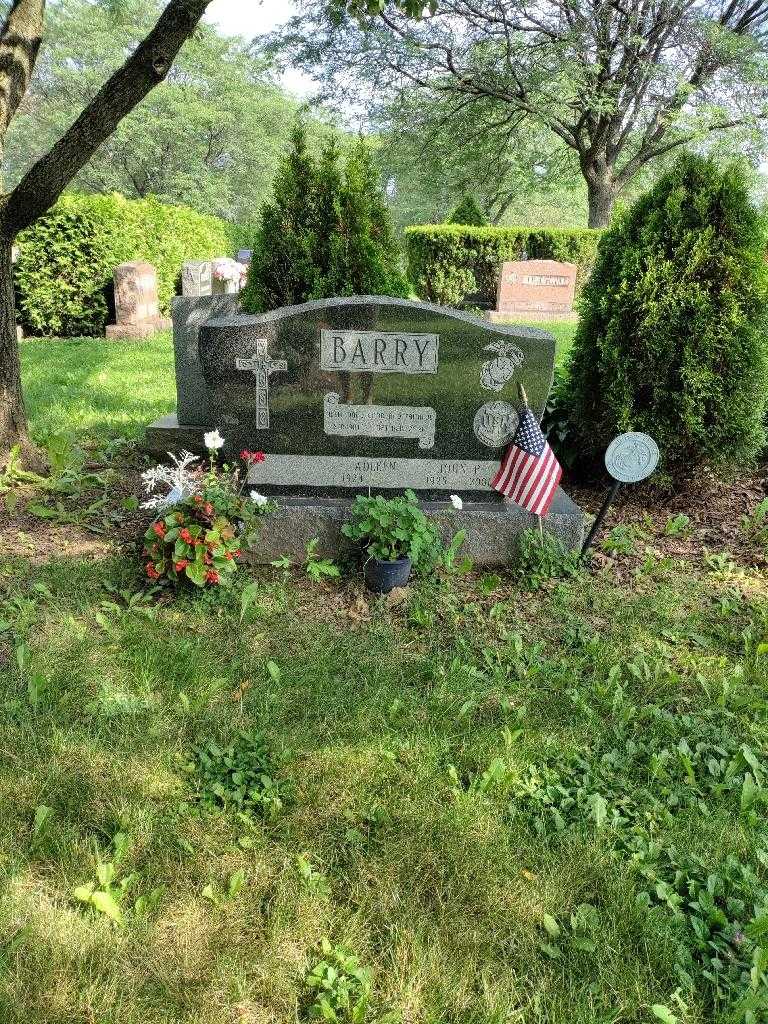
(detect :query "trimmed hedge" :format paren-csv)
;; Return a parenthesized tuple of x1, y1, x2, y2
(404, 224, 603, 307)
(15, 193, 242, 337)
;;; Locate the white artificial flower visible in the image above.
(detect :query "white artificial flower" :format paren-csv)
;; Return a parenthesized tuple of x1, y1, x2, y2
(249, 490, 269, 508)
(203, 429, 225, 450)
(141, 450, 200, 510)
(450, 494, 464, 510)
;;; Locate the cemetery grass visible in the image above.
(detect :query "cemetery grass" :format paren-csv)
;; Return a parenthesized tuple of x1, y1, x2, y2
(0, 536, 767, 1024)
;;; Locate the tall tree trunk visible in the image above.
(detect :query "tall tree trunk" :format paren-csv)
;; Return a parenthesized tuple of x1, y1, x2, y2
(586, 174, 617, 229)
(0, 236, 38, 468)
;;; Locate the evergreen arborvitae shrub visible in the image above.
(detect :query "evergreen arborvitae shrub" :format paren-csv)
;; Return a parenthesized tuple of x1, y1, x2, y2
(241, 126, 408, 313)
(448, 194, 488, 226)
(564, 154, 768, 478)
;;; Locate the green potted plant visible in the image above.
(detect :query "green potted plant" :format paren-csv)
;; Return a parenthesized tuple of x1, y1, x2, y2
(341, 490, 442, 593)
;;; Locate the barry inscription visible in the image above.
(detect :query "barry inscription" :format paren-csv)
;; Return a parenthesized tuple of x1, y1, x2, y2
(324, 393, 436, 450)
(320, 329, 438, 374)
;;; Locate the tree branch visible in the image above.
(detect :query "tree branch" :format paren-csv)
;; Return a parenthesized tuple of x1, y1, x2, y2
(2, 0, 211, 238)
(0, 0, 45, 142)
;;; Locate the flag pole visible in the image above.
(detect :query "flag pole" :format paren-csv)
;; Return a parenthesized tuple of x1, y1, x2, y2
(518, 382, 545, 543)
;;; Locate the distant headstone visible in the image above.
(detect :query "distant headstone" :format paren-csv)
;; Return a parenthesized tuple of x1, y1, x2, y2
(493, 258, 577, 320)
(237, 249, 253, 264)
(181, 260, 212, 298)
(106, 261, 171, 339)
(146, 295, 585, 560)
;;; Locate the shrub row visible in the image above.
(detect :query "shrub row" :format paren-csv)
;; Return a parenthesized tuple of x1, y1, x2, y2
(15, 193, 246, 337)
(404, 224, 603, 307)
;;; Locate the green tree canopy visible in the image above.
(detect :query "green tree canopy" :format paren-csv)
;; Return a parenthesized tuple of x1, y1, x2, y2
(565, 153, 768, 478)
(4, 0, 324, 224)
(242, 124, 408, 313)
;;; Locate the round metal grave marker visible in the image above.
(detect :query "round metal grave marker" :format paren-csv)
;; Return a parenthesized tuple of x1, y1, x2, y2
(605, 432, 659, 483)
(473, 401, 519, 448)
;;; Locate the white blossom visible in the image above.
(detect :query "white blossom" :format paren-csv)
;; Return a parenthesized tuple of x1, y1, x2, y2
(203, 429, 225, 451)
(450, 494, 464, 510)
(249, 490, 269, 508)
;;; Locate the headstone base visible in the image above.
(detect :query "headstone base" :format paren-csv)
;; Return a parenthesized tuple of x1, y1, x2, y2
(106, 317, 172, 340)
(144, 415, 585, 561)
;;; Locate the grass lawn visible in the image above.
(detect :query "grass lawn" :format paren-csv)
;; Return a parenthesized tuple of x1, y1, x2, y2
(1, 331, 766, 1024)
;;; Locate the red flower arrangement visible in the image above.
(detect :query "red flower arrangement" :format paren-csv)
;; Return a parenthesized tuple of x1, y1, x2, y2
(141, 441, 274, 590)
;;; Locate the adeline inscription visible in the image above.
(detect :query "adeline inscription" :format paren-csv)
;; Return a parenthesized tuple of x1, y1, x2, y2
(320, 329, 439, 374)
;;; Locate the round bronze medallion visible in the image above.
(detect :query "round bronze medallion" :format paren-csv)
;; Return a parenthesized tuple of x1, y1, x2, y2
(473, 401, 519, 448)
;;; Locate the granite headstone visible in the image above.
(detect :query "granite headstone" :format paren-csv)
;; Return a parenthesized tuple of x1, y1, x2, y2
(106, 261, 171, 339)
(181, 260, 213, 298)
(492, 259, 577, 320)
(146, 295, 584, 557)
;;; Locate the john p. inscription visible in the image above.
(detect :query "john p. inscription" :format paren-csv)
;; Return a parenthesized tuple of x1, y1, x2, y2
(324, 393, 436, 450)
(320, 329, 439, 374)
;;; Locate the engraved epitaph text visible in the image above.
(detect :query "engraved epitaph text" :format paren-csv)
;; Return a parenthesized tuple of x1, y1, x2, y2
(324, 393, 436, 449)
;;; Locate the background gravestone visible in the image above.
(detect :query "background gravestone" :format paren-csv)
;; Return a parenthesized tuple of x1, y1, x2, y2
(106, 261, 171, 339)
(146, 295, 584, 561)
(181, 260, 212, 298)
(491, 259, 577, 321)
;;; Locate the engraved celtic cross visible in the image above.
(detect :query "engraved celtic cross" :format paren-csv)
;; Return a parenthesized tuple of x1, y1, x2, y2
(235, 338, 287, 429)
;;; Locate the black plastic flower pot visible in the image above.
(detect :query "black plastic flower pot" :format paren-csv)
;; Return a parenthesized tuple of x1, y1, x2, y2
(364, 556, 412, 594)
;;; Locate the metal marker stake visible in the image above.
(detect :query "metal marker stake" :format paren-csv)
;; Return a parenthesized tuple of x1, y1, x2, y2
(580, 479, 622, 558)
(581, 431, 660, 560)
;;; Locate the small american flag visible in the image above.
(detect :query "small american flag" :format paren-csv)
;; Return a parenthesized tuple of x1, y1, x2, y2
(491, 405, 562, 516)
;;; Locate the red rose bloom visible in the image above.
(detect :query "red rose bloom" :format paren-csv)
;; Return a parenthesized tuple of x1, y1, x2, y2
(205, 570, 220, 585)
(252, 451, 265, 464)
(204, 502, 214, 517)
(174, 559, 189, 572)
(152, 521, 166, 538)
(146, 562, 160, 579)
(179, 528, 193, 544)
(234, 550, 242, 557)
(225, 551, 233, 560)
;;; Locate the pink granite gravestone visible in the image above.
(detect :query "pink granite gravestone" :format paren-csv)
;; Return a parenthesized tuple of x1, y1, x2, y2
(492, 259, 577, 320)
(106, 261, 172, 339)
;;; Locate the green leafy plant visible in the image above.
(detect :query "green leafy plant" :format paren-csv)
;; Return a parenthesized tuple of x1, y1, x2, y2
(142, 449, 273, 589)
(741, 499, 768, 549)
(305, 538, 342, 582)
(303, 939, 374, 1023)
(664, 513, 693, 537)
(187, 732, 289, 820)
(342, 490, 442, 568)
(513, 528, 582, 588)
(539, 903, 600, 959)
(72, 832, 134, 926)
(201, 868, 247, 908)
